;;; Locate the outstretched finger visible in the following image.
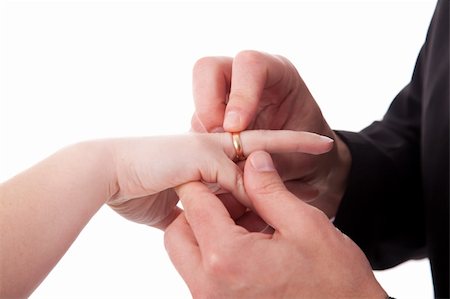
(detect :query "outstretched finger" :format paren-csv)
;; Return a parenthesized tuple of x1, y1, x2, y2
(219, 130, 334, 160)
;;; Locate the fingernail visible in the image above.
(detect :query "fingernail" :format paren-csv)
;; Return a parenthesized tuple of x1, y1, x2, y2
(250, 152, 275, 172)
(211, 126, 224, 133)
(319, 135, 334, 143)
(224, 111, 241, 130)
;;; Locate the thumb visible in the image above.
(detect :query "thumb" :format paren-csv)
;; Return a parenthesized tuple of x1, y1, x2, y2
(244, 151, 307, 234)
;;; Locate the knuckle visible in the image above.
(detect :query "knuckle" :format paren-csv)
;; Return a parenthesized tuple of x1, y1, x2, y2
(203, 246, 242, 280)
(228, 89, 251, 104)
(218, 133, 238, 161)
(204, 250, 230, 276)
(253, 179, 287, 198)
(310, 205, 329, 221)
(218, 131, 231, 148)
(193, 56, 217, 74)
(235, 50, 265, 66)
(305, 205, 332, 228)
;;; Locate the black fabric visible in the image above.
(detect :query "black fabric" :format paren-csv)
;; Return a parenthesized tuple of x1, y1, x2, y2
(333, 1, 449, 298)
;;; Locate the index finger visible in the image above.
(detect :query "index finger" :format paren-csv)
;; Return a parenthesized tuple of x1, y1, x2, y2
(176, 181, 243, 252)
(219, 130, 334, 159)
(224, 51, 290, 132)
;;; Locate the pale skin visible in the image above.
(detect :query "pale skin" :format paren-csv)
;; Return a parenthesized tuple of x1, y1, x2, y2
(0, 130, 333, 298)
(172, 50, 388, 297)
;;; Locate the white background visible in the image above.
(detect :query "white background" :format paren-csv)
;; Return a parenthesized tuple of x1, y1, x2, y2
(0, 1, 437, 298)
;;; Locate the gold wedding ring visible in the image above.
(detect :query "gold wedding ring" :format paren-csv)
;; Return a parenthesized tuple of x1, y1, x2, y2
(232, 132, 246, 162)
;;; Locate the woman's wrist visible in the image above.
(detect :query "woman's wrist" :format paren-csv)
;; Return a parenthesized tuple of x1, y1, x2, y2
(71, 139, 119, 203)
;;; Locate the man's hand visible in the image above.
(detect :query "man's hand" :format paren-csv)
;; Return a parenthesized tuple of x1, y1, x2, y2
(165, 151, 386, 299)
(191, 51, 351, 217)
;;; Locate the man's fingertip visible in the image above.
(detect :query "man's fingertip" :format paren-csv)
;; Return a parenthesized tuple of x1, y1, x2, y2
(211, 126, 225, 133)
(249, 151, 275, 172)
(223, 111, 241, 131)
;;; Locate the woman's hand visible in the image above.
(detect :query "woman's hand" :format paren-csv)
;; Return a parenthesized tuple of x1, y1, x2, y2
(0, 130, 331, 298)
(106, 130, 334, 229)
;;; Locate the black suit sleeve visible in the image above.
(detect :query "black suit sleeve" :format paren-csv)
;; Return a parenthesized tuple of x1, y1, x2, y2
(333, 0, 449, 272)
(333, 124, 425, 270)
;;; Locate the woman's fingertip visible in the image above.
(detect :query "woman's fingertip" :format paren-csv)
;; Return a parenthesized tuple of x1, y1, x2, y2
(319, 135, 334, 143)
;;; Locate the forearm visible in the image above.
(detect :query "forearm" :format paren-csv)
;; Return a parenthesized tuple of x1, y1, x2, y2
(0, 141, 117, 298)
(0, 130, 333, 297)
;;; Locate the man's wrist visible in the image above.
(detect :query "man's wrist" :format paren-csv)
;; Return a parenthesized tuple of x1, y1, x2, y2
(321, 131, 352, 218)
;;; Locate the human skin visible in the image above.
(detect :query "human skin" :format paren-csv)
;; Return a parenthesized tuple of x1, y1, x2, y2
(0, 130, 332, 298)
(191, 50, 352, 218)
(183, 50, 388, 297)
(165, 151, 387, 299)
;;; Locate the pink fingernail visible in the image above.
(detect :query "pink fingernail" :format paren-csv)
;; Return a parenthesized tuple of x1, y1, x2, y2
(211, 127, 225, 133)
(250, 152, 275, 172)
(319, 135, 334, 143)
